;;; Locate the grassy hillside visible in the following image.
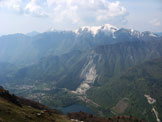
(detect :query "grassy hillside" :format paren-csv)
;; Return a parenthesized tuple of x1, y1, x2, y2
(0, 98, 71, 122)
(0, 86, 71, 122)
(0, 86, 145, 122)
(87, 57, 162, 122)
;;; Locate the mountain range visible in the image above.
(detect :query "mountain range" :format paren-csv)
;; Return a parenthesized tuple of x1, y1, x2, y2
(0, 24, 162, 122)
(0, 24, 160, 66)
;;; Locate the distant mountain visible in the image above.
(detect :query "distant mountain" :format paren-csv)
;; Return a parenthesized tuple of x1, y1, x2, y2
(0, 34, 38, 66)
(155, 32, 162, 37)
(0, 62, 16, 85)
(26, 31, 40, 37)
(0, 24, 160, 66)
(74, 24, 119, 35)
(75, 24, 158, 41)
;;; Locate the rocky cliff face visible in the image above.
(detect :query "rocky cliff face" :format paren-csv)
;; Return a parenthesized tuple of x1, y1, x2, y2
(74, 53, 98, 94)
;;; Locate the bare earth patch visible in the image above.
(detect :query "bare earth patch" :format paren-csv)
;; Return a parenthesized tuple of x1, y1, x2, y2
(111, 98, 129, 114)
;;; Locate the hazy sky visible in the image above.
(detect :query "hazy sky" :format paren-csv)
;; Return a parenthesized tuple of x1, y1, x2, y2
(0, 0, 162, 35)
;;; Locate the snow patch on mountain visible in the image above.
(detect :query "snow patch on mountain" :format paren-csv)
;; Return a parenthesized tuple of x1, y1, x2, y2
(141, 31, 158, 38)
(101, 24, 119, 33)
(74, 24, 159, 40)
(129, 29, 141, 38)
(75, 26, 100, 35)
(74, 24, 119, 36)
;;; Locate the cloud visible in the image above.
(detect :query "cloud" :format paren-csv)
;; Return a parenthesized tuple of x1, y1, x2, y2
(46, 0, 128, 27)
(149, 19, 161, 26)
(0, 0, 21, 11)
(0, 0, 48, 17)
(25, 0, 49, 17)
(0, 0, 128, 27)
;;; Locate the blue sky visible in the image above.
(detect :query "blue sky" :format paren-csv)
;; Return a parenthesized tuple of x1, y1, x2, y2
(0, 0, 162, 35)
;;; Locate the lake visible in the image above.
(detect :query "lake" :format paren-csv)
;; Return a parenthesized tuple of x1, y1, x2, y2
(62, 104, 95, 114)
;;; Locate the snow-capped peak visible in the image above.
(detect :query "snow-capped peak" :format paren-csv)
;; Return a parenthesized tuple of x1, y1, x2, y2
(74, 24, 119, 35)
(130, 29, 134, 33)
(141, 31, 158, 38)
(128, 29, 141, 38)
(77, 26, 101, 35)
(101, 24, 118, 33)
